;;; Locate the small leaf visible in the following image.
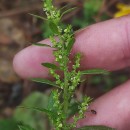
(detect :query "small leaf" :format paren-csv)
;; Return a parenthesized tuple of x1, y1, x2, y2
(77, 125, 116, 130)
(18, 106, 57, 125)
(81, 69, 110, 75)
(47, 91, 56, 111)
(61, 7, 77, 18)
(66, 38, 75, 54)
(60, 4, 70, 11)
(31, 78, 58, 87)
(49, 21, 59, 34)
(47, 91, 59, 122)
(42, 62, 59, 70)
(19, 106, 52, 116)
(29, 13, 47, 20)
(32, 43, 51, 47)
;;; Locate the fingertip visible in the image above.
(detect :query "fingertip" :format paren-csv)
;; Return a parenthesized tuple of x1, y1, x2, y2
(13, 48, 27, 78)
(13, 46, 35, 78)
(13, 45, 54, 78)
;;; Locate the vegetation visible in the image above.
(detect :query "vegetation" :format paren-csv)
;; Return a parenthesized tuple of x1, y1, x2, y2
(1, 0, 129, 130)
(17, 0, 115, 130)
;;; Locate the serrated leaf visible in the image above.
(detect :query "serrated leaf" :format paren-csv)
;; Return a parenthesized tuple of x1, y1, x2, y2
(77, 125, 116, 130)
(42, 62, 59, 70)
(61, 7, 77, 18)
(81, 69, 109, 75)
(31, 78, 58, 87)
(49, 21, 59, 34)
(66, 38, 75, 54)
(29, 13, 47, 21)
(32, 43, 51, 47)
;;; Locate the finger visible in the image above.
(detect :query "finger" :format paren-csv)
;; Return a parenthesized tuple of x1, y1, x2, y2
(77, 80, 130, 130)
(13, 15, 130, 78)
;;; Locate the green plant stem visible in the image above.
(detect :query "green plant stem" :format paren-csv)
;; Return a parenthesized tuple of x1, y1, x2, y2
(63, 70, 69, 113)
(63, 58, 69, 129)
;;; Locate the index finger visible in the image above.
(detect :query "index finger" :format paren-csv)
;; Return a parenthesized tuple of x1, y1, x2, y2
(13, 15, 130, 79)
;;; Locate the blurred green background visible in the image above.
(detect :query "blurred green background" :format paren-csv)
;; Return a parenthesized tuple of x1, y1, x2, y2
(0, 0, 130, 129)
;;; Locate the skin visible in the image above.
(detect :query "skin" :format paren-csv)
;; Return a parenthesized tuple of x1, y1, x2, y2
(13, 15, 130, 130)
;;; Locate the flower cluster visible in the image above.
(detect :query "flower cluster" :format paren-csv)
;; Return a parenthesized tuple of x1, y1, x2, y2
(50, 69, 64, 89)
(52, 90, 63, 130)
(61, 25, 74, 49)
(78, 96, 92, 118)
(43, 0, 60, 24)
(68, 53, 81, 94)
(71, 96, 92, 127)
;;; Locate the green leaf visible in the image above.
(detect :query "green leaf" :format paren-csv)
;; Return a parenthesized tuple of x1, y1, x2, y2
(77, 125, 116, 130)
(19, 106, 52, 115)
(31, 78, 58, 87)
(47, 91, 59, 122)
(29, 13, 47, 21)
(81, 69, 110, 75)
(14, 92, 51, 130)
(18, 123, 35, 130)
(60, 4, 70, 11)
(68, 101, 79, 117)
(66, 38, 75, 54)
(47, 91, 56, 111)
(18, 106, 56, 124)
(49, 21, 59, 34)
(61, 7, 77, 18)
(42, 62, 59, 70)
(32, 43, 51, 47)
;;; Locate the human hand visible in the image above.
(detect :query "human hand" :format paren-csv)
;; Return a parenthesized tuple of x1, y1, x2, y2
(13, 15, 130, 130)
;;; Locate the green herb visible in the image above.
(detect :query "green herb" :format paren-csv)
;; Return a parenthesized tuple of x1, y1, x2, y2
(18, 0, 115, 130)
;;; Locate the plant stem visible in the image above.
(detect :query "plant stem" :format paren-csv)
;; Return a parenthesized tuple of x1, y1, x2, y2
(63, 71, 69, 113)
(63, 57, 69, 129)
